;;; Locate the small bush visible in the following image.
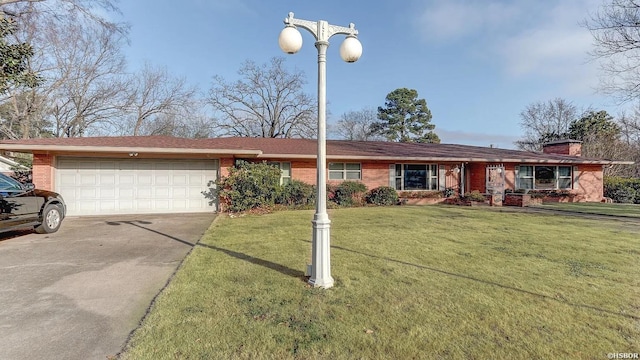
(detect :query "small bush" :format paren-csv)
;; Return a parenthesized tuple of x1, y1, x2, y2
(527, 189, 575, 199)
(463, 190, 486, 202)
(443, 187, 456, 198)
(366, 186, 399, 206)
(277, 180, 316, 207)
(397, 190, 443, 199)
(604, 176, 640, 203)
(332, 181, 367, 207)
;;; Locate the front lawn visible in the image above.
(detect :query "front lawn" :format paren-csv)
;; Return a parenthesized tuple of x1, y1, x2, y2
(537, 202, 640, 218)
(121, 206, 640, 359)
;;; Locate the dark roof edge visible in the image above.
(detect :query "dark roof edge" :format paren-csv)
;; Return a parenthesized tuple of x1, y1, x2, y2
(543, 139, 582, 145)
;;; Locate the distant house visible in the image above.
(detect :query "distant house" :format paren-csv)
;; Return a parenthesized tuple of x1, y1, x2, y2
(0, 136, 631, 216)
(0, 154, 28, 175)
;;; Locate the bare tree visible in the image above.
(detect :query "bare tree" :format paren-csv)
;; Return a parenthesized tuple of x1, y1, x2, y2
(45, 18, 128, 137)
(209, 57, 316, 138)
(585, 0, 640, 102)
(515, 98, 578, 151)
(123, 62, 200, 136)
(0, 91, 50, 139)
(333, 108, 381, 141)
(617, 108, 640, 176)
(0, 0, 127, 139)
(133, 111, 215, 139)
(0, 0, 124, 32)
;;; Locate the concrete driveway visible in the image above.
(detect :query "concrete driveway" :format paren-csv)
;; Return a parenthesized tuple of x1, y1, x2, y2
(0, 212, 216, 360)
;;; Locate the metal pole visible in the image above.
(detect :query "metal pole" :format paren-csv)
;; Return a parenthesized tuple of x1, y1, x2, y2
(309, 32, 333, 288)
(280, 13, 359, 289)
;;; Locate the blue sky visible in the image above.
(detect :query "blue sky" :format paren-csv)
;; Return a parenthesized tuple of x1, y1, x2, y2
(117, 0, 619, 148)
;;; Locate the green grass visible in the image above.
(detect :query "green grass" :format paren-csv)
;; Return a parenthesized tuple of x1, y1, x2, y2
(537, 202, 640, 218)
(120, 206, 640, 359)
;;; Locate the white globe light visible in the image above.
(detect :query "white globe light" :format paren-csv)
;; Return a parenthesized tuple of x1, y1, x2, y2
(339, 36, 362, 63)
(278, 26, 303, 54)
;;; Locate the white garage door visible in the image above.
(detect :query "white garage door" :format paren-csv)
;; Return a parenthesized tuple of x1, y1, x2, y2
(56, 158, 218, 216)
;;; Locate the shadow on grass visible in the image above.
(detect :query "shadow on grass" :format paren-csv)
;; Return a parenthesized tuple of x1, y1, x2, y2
(327, 242, 639, 321)
(197, 243, 306, 281)
(522, 206, 640, 220)
(105, 219, 305, 281)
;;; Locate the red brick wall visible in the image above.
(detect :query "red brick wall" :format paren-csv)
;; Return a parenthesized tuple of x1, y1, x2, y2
(292, 160, 317, 184)
(32, 153, 54, 190)
(361, 161, 391, 188)
(573, 164, 603, 202)
(199, 158, 606, 202)
(503, 164, 516, 190)
(219, 158, 234, 178)
(543, 143, 582, 156)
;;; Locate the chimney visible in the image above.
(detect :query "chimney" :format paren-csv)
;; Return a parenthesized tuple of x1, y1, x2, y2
(542, 139, 582, 157)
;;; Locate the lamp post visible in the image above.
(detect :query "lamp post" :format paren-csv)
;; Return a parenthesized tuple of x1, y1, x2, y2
(278, 12, 362, 289)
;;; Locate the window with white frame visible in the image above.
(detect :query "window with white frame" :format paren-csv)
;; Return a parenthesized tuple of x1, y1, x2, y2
(394, 164, 438, 190)
(328, 162, 361, 180)
(268, 161, 292, 185)
(516, 165, 572, 190)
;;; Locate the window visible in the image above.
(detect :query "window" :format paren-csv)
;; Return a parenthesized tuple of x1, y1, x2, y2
(0, 173, 22, 192)
(393, 164, 438, 190)
(517, 166, 534, 190)
(329, 163, 361, 180)
(268, 161, 292, 185)
(558, 166, 572, 189)
(517, 165, 572, 190)
(535, 166, 555, 190)
(236, 160, 292, 185)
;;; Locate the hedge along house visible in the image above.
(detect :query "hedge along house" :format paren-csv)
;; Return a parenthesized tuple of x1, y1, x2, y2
(0, 136, 631, 216)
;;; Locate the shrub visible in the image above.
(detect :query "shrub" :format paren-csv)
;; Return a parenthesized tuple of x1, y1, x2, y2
(331, 181, 367, 207)
(397, 190, 443, 199)
(277, 180, 316, 207)
(443, 187, 456, 198)
(463, 190, 486, 202)
(215, 161, 282, 212)
(527, 189, 574, 199)
(365, 186, 399, 206)
(604, 176, 640, 203)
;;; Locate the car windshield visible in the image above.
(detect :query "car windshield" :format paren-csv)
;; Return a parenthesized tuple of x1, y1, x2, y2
(0, 173, 24, 191)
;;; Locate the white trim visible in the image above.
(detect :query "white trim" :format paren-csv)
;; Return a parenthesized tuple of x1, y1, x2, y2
(516, 165, 574, 190)
(256, 153, 626, 164)
(328, 162, 361, 180)
(388, 164, 395, 187)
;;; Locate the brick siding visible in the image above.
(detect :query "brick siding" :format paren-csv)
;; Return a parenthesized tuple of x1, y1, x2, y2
(32, 154, 605, 203)
(32, 153, 54, 190)
(543, 142, 582, 157)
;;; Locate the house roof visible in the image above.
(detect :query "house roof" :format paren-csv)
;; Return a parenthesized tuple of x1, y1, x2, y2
(0, 135, 632, 165)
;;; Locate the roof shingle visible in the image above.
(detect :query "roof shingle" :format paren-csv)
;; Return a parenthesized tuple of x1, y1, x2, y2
(0, 135, 628, 164)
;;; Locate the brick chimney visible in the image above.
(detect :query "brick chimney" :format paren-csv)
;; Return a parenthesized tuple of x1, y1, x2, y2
(542, 139, 582, 157)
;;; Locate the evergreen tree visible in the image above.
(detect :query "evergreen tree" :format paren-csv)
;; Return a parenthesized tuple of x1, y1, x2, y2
(371, 88, 439, 143)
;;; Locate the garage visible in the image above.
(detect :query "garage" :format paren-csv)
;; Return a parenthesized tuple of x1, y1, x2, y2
(56, 158, 218, 216)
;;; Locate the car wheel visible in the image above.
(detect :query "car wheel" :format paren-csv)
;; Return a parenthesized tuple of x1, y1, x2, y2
(35, 204, 63, 234)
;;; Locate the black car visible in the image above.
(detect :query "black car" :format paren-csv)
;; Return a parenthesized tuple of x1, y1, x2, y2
(0, 173, 66, 234)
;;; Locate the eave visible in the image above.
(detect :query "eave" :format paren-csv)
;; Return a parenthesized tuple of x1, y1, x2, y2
(258, 153, 632, 165)
(0, 144, 263, 157)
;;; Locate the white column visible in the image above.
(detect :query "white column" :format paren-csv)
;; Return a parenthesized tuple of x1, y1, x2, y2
(309, 32, 334, 288)
(279, 13, 360, 289)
